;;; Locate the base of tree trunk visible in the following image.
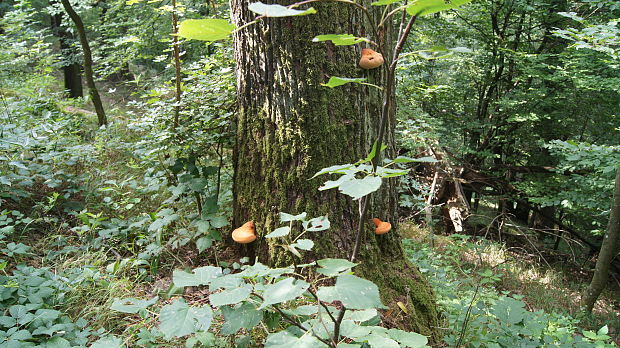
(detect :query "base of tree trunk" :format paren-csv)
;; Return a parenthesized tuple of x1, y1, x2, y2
(359, 257, 441, 344)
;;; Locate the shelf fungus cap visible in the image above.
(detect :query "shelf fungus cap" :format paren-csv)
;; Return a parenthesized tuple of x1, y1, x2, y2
(359, 48, 384, 69)
(232, 221, 256, 244)
(372, 218, 391, 235)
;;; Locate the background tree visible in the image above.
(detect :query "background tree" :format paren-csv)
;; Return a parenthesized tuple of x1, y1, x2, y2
(60, 0, 106, 126)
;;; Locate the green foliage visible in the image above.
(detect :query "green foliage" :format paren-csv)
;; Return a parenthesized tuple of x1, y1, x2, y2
(0, 266, 98, 347)
(178, 19, 235, 42)
(403, 237, 618, 347)
(312, 34, 370, 46)
(406, 0, 473, 16)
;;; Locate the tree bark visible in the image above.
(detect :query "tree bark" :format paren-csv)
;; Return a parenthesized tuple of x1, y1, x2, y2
(581, 167, 620, 313)
(60, 0, 107, 126)
(51, 10, 83, 98)
(231, 0, 439, 341)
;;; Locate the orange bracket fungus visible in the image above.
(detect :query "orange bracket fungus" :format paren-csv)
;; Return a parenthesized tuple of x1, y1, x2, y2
(359, 48, 384, 69)
(232, 221, 257, 244)
(372, 218, 391, 235)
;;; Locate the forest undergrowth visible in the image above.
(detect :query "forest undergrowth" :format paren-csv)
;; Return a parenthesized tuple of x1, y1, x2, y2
(0, 80, 617, 346)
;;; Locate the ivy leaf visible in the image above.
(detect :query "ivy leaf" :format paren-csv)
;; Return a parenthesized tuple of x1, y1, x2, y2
(173, 266, 223, 287)
(316, 258, 357, 276)
(313, 34, 369, 46)
(159, 299, 213, 339)
(317, 275, 385, 310)
(248, 2, 317, 17)
(265, 226, 291, 238)
(406, 0, 472, 16)
(259, 277, 309, 309)
(338, 176, 382, 200)
(290, 239, 314, 250)
(178, 19, 235, 41)
(110, 297, 158, 313)
(321, 77, 367, 88)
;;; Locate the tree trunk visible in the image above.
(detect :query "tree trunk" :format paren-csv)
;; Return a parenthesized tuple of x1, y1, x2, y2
(51, 11, 83, 98)
(581, 167, 620, 313)
(60, 0, 107, 126)
(231, 0, 439, 342)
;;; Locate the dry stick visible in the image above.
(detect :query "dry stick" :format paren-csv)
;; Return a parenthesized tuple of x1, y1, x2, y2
(60, 0, 107, 126)
(350, 14, 418, 263)
(171, 0, 182, 129)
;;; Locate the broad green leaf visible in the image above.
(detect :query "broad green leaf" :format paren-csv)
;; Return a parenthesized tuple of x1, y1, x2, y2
(264, 328, 328, 348)
(365, 334, 399, 348)
(196, 237, 212, 253)
(319, 173, 354, 191)
(313, 34, 369, 46)
(376, 167, 409, 178)
(290, 239, 314, 250)
(110, 297, 158, 313)
(371, 0, 401, 5)
(221, 303, 263, 335)
(338, 176, 382, 200)
(387, 329, 428, 347)
(491, 296, 527, 325)
(249, 2, 317, 17)
(302, 215, 330, 231)
(389, 156, 438, 164)
(347, 309, 378, 322)
(280, 212, 307, 222)
(209, 274, 243, 291)
(209, 284, 253, 306)
(321, 77, 367, 88)
(282, 304, 318, 316)
(209, 215, 229, 228)
(406, 0, 472, 16)
(316, 258, 358, 276)
(91, 336, 124, 348)
(340, 320, 372, 339)
(173, 266, 223, 287)
(42, 336, 71, 348)
(265, 226, 291, 238)
(317, 274, 385, 310)
(259, 277, 309, 309)
(159, 299, 213, 339)
(312, 163, 354, 178)
(178, 19, 235, 41)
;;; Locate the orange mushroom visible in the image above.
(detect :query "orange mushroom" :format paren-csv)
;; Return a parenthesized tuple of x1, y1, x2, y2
(372, 218, 391, 235)
(232, 221, 257, 244)
(359, 48, 384, 70)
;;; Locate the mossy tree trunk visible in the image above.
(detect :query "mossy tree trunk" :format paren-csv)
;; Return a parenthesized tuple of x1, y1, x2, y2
(231, 0, 440, 341)
(581, 167, 620, 313)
